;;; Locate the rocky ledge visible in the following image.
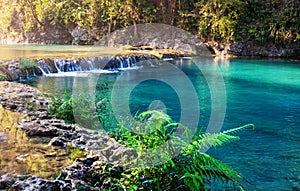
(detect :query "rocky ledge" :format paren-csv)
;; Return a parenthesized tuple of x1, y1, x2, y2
(205, 40, 300, 59)
(0, 48, 192, 82)
(0, 81, 136, 190)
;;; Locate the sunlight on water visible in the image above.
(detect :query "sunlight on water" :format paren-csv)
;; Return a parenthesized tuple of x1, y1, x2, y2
(218, 59, 300, 88)
(0, 45, 121, 60)
(0, 106, 72, 179)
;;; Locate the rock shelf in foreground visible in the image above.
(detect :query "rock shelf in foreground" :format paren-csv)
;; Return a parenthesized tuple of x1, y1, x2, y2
(0, 81, 135, 190)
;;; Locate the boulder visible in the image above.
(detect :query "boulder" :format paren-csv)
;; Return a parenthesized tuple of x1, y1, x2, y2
(98, 23, 210, 56)
(71, 27, 97, 45)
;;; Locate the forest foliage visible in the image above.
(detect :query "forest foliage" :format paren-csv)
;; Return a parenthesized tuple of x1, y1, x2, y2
(0, 0, 300, 45)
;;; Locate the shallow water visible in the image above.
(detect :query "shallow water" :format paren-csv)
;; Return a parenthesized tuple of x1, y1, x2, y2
(0, 44, 120, 60)
(0, 106, 72, 179)
(24, 57, 300, 190)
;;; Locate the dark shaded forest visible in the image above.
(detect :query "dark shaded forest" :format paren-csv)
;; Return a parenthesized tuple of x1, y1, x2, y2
(1, 0, 300, 48)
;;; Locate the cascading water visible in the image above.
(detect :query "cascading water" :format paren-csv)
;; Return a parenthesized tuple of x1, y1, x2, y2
(18, 74, 24, 82)
(37, 66, 47, 75)
(88, 60, 94, 71)
(126, 57, 131, 68)
(35, 55, 158, 76)
(37, 60, 51, 75)
(119, 57, 124, 68)
(32, 68, 36, 77)
(54, 59, 62, 73)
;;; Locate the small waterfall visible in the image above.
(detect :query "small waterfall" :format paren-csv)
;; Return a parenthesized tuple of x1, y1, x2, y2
(88, 60, 94, 70)
(38, 66, 47, 75)
(53, 59, 81, 72)
(54, 59, 62, 73)
(32, 68, 36, 77)
(37, 60, 51, 75)
(103, 55, 157, 70)
(25, 70, 29, 79)
(45, 67, 51, 74)
(73, 60, 80, 71)
(132, 56, 137, 67)
(119, 57, 124, 68)
(19, 74, 24, 82)
(28, 55, 158, 77)
(126, 56, 132, 68)
(66, 61, 72, 72)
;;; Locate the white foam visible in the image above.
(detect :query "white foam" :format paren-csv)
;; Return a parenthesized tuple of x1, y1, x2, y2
(163, 58, 174, 61)
(44, 70, 118, 77)
(118, 66, 143, 71)
(181, 57, 193, 60)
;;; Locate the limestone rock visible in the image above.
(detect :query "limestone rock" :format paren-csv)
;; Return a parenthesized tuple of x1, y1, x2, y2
(98, 23, 209, 56)
(0, 132, 7, 143)
(0, 81, 141, 190)
(10, 176, 72, 191)
(71, 27, 97, 45)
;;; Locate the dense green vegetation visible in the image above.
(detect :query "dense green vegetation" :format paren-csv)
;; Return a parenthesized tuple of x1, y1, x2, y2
(0, 0, 299, 46)
(19, 59, 37, 70)
(49, 91, 115, 129)
(49, 93, 254, 190)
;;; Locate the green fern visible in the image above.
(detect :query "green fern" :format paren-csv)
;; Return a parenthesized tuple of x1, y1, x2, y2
(183, 124, 254, 155)
(107, 110, 254, 190)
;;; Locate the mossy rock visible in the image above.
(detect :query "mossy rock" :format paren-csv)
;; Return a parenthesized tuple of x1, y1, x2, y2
(66, 145, 87, 161)
(0, 71, 7, 81)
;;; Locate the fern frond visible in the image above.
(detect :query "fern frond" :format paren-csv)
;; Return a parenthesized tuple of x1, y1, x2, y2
(182, 132, 239, 155)
(183, 124, 255, 154)
(222, 124, 255, 134)
(180, 153, 244, 191)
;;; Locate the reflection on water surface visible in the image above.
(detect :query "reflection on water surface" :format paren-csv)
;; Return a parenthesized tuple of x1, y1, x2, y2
(0, 106, 72, 179)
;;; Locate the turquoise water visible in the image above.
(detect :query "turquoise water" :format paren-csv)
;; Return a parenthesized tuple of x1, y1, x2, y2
(211, 59, 300, 190)
(24, 58, 300, 190)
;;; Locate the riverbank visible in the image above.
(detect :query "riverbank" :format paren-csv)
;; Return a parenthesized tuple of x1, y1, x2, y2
(0, 81, 134, 190)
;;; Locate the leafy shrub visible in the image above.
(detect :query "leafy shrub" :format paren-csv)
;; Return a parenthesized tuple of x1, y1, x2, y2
(19, 59, 37, 70)
(49, 91, 113, 129)
(49, 91, 74, 124)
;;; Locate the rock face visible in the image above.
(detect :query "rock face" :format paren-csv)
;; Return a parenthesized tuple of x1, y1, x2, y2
(205, 40, 300, 58)
(71, 27, 99, 45)
(0, 23, 72, 45)
(98, 23, 211, 57)
(0, 81, 136, 190)
(9, 176, 72, 191)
